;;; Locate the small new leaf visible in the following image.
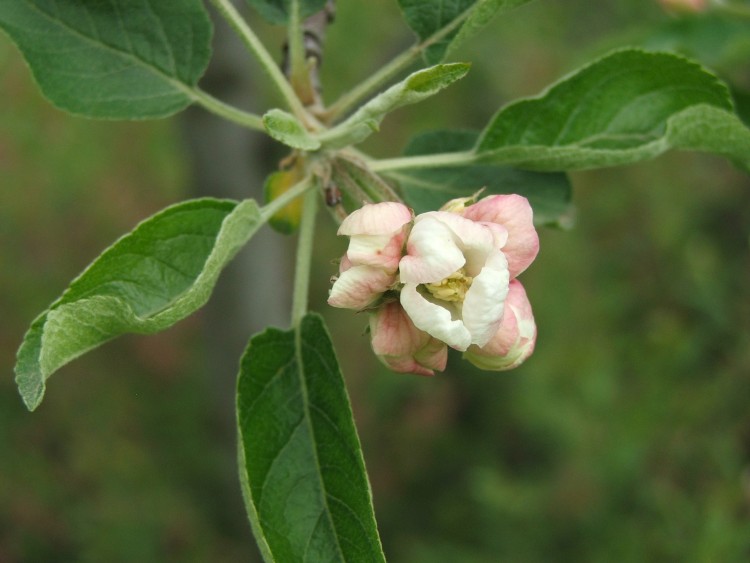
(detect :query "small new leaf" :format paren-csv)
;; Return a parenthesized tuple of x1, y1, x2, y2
(237, 313, 386, 563)
(475, 49, 750, 170)
(320, 63, 470, 149)
(0, 0, 213, 119)
(15, 198, 263, 411)
(263, 109, 321, 151)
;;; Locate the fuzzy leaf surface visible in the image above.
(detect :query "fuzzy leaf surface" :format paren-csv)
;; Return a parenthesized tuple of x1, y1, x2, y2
(0, 0, 212, 118)
(245, 0, 327, 25)
(476, 49, 750, 171)
(397, 0, 533, 63)
(263, 109, 321, 150)
(237, 313, 385, 563)
(15, 198, 263, 411)
(320, 63, 470, 149)
(391, 130, 573, 227)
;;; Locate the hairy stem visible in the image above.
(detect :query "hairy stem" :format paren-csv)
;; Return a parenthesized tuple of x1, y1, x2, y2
(323, 7, 473, 121)
(291, 187, 319, 328)
(191, 89, 265, 130)
(367, 151, 477, 173)
(209, 0, 307, 120)
(287, 0, 311, 102)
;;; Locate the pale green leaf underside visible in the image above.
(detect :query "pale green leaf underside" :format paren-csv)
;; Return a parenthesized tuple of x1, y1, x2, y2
(245, 0, 327, 25)
(476, 49, 750, 170)
(263, 109, 321, 150)
(392, 129, 573, 227)
(398, 0, 533, 64)
(320, 63, 470, 149)
(237, 313, 385, 563)
(15, 198, 263, 411)
(0, 0, 212, 119)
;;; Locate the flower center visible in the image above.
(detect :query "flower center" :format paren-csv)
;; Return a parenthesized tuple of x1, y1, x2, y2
(423, 268, 473, 302)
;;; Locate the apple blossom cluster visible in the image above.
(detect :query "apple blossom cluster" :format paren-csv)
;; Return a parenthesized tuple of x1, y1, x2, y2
(327, 194, 539, 376)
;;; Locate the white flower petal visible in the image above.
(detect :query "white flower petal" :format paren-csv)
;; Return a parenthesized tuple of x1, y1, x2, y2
(462, 249, 510, 347)
(400, 283, 472, 351)
(399, 216, 465, 284)
(428, 211, 504, 276)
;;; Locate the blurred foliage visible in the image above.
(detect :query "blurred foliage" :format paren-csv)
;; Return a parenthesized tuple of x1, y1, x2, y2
(2, 0, 750, 561)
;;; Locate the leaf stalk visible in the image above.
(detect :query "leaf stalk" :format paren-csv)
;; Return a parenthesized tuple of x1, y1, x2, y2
(209, 0, 309, 121)
(291, 187, 319, 328)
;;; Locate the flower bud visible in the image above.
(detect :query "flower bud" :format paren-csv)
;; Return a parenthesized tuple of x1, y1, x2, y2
(369, 301, 447, 376)
(328, 202, 412, 310)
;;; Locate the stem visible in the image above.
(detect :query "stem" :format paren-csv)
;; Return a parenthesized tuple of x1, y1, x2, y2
(324, 47, 419, 122)
(324, 7, 474, 121)
(367, 151, 477, 173)
(210, 0, 307, 119)
(287, 0, 313, 103)
(291, 187, 319, 328)
(260, 175, 313, 222)
(191, 89, 265, 130)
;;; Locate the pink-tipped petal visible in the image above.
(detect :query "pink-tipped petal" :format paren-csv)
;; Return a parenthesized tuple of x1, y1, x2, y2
(414, 336, 448, 372)
(328, 265, 395, 310)
(400, 283, 472, 351)
(346, 230, 407, 272)
(462, 195, 539, 278)
(338, 202, 412, 236)
(464, 280, 536, 370)
(369, 301, 447, 376)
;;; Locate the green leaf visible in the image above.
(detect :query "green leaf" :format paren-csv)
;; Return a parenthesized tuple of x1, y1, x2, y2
(320, 63, 471, 149)
(0, 0, 212, 119)
(245, 0, 327, 25)
(476, 49, 750, 171)
(263, 109, 321, 151)
(397, 0, 534, 64)
(15, 198, 263, 411)
(390, 130, 573, 227)
(237, 313, 385, 563)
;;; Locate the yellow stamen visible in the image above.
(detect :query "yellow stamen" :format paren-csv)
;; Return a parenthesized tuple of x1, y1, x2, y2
(424, 268, 473, 302)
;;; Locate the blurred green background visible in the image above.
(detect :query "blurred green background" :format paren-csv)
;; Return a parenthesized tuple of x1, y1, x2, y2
(2, 1, 750, 561)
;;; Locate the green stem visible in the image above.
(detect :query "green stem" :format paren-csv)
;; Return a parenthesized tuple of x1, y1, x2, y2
(287, 0, 314, 104)
(210, 0, 307, 119)
(191, 89, 265, 130)
(291, 187, 319, 328)
(324, 47, 419, 122)
(324, 7, 474, 121)
(260, 175, 313, 221)
(367, 150, 477, 173)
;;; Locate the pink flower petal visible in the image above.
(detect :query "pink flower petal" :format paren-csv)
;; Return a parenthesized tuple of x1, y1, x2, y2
(327, 265, 395, 310)
(338, 202, 412, 236)
(346, 230, 407, 272)
(369, 301, 447, 376)
(464, 280, 536, 370)
(462, 195, 539, 278)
